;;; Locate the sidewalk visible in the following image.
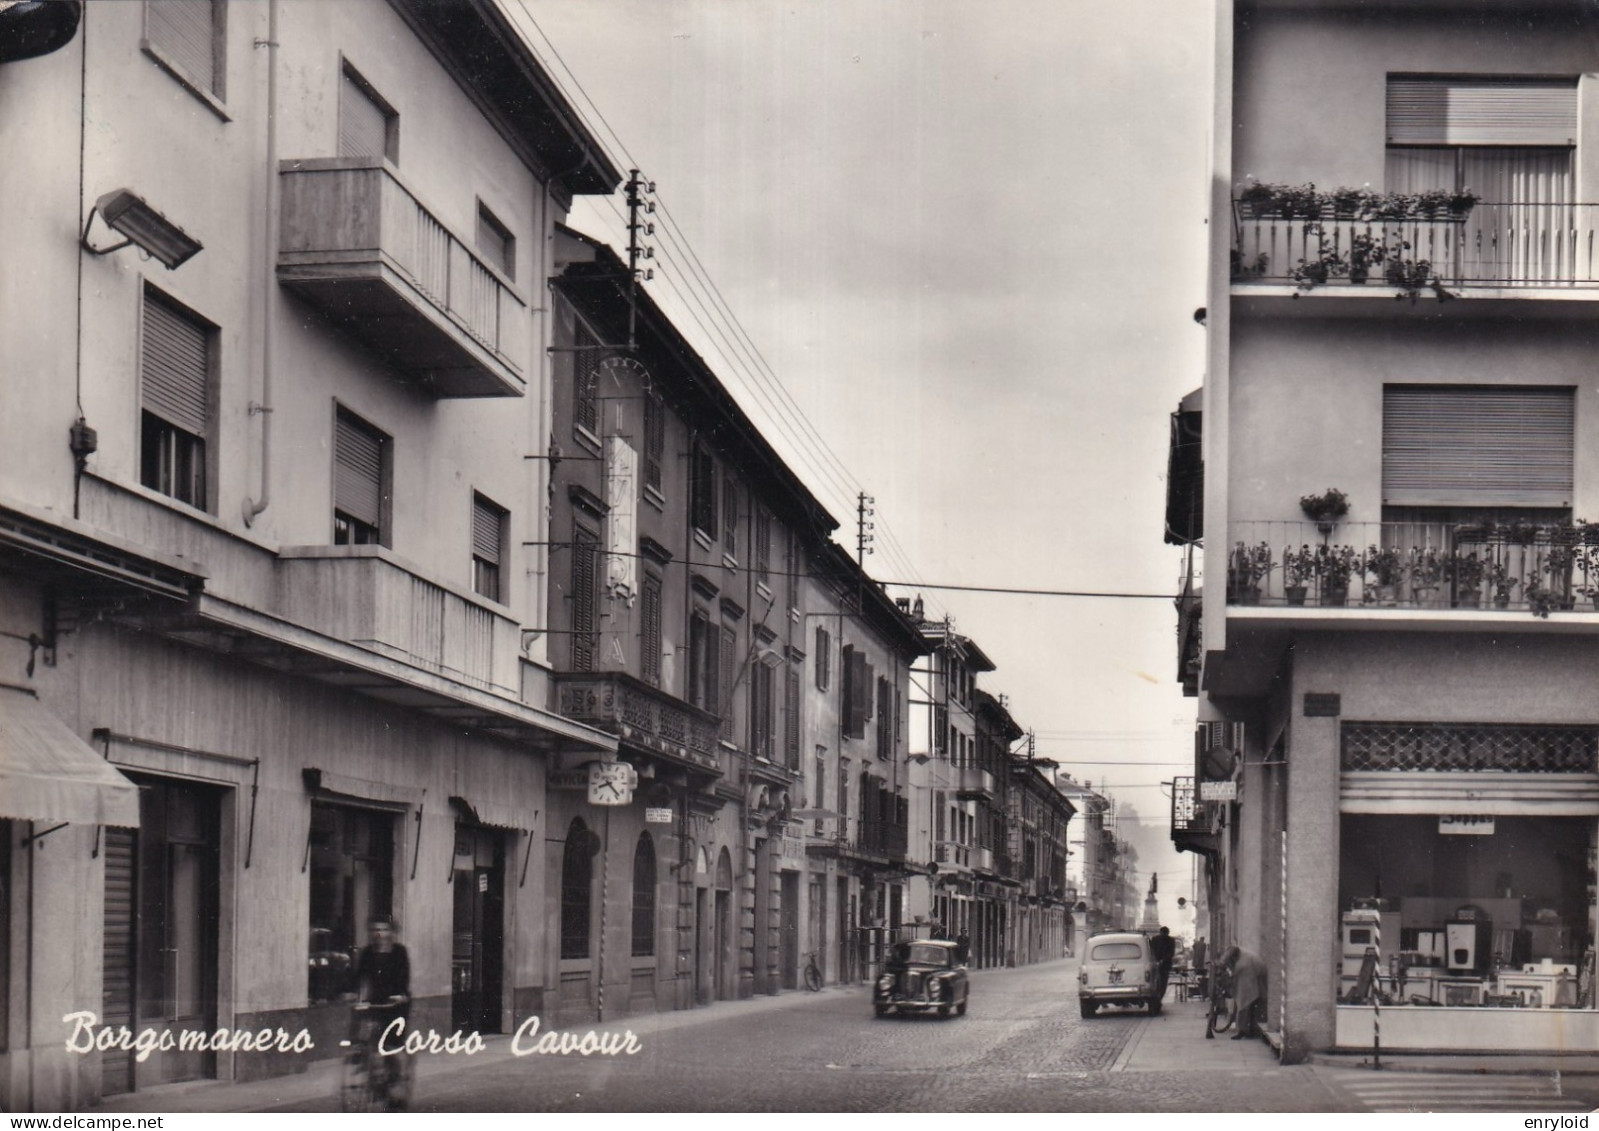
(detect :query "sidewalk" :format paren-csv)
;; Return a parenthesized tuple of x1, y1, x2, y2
(91, 982, 867, 1114)
(1113, 996, 1282, 1072)
(1308, 1049, 1599, 1078)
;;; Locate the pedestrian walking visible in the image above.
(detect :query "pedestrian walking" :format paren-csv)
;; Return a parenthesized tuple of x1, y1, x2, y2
(1149, 926, 1176, 1004)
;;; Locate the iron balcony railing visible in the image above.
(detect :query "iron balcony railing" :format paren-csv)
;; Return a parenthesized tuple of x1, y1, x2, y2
(1227, 520, 1599, 614)
(1232, 202, 1599, 289)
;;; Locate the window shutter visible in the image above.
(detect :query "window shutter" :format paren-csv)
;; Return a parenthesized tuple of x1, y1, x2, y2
(644, 396, 664, 491)
(1382, 386, 1574, 507)
(720, 626, 736, 736)
(472, 498, 502, 565)
(570, 526, 598, 671)
(641, 574, 662, 686)
(785, 667, 800, 767)
(148, 1, 217, 93)
(340, 70, 390, 159)
(142, 293, 208, 436)
(1387, 78, 1577, 146)
(334, 412, 383, 527)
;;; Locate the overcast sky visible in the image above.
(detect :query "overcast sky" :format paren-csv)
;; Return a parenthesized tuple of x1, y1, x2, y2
(513, 0, 1217, 928)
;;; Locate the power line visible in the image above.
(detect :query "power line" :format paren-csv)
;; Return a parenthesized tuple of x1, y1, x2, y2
(880, 580, 1178, 599)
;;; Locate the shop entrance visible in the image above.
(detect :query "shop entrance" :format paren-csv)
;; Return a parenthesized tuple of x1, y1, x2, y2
(780, 870, 800, 989)
(451, 825, 505, 1032)
(102, 776, 222, 1094)
(714, 848, 733, 1000)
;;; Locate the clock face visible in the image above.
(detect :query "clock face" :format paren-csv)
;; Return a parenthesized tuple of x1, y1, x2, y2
(587, 761, 638, 806)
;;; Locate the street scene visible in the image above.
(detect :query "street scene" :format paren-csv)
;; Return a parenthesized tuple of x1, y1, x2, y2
(2, 0, 1599, 1120)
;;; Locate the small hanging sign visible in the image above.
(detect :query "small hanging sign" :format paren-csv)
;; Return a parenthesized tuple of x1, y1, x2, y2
(1439, 815, 1495, 835)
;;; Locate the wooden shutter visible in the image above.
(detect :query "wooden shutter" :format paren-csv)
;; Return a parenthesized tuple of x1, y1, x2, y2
(641, 574, 662, 685)
(785, 666, 800, 767)
(720, 626, 736, 736)
(101, 826, 137, 1095)
(1382, 386, 1574, 506)
(340, 70, 390, 159)
(1387, 78, 1577, 146)
(142, 292, 208, 435)
(571, 525, 598, 671)
(147, 1, 217, 94)
(334, 411, 384, 527)
(644, 396, 664, 490)
(472, 497, 502, 566)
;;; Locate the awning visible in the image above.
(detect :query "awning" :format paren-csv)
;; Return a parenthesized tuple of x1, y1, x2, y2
(449, 794, 531, 832)
(0, 685, 140, 827)
(302, 767, 422, 809)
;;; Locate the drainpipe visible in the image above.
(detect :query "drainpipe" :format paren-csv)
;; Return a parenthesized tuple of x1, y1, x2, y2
(244, 0, 279, 526)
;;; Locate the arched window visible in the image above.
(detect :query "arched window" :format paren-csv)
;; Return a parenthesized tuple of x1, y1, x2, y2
(631, 833, 656, 957)
(560, 818, 593, 960)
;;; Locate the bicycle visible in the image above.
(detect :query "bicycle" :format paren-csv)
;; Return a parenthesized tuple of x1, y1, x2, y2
(341, 998, 410, 1111)
(803, 951, 823, 992)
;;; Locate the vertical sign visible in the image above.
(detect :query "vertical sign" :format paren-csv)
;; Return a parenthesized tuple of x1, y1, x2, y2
(604, 434, 637, 604)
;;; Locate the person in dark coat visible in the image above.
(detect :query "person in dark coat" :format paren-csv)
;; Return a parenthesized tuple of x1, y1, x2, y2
(1191, 936, 1208, 997)
(1223, 945, 1268, 1039)
(353, 917, 413, 1108)
(1149, 926, 1177, 1003)
(954, 931, 971, 965)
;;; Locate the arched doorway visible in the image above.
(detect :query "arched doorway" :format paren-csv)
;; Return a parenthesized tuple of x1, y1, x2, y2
(715, 847, 733, 1000)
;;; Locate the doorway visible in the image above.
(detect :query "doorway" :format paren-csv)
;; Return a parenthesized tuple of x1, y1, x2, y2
(451, 825, 505, 1033)
(714, 847, 733, 1000)
(102, 777, 222, 1094)
(780, 871, 800, 990)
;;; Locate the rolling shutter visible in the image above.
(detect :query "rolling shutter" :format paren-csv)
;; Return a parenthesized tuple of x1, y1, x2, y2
(142, 293, 208, 436)
(1382, 386, 1574, 507)
(101, 825, 137, 1095)
(334, 412, 384, 527)
(339, 70, 389, 159)
(472, 497, 502, 566)
(147, 1, 217, 94)
(1387, 78, 1577, 146)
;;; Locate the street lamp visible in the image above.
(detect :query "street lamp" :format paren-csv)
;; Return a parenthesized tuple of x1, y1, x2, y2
(81, 189, 203, 270)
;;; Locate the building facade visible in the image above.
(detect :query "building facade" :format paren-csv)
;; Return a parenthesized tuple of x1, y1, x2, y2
(1174, 0, 1599, 1061)
(0, 0, 623, 1110)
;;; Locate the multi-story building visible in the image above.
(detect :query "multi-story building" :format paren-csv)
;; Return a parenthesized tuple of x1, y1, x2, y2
(545, 228, 925, 1005)
(0, 0, 623, 1109)
(1058, 775, 1114, 941)
(1174, 0, 1599, 1060)
(1005, 746, 1075, 965)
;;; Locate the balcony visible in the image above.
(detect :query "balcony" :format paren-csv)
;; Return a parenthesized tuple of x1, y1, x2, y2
(1226, 520, 1599, 617)
(953, 765, 995, 802)
(858, 816, 908, 860)
(1233, 203, 1599, 294)
(276, 545, 520, 695)
(552, 671, 721, 776)
(969, 845, 996, 874)
(278, 159, 529, 397)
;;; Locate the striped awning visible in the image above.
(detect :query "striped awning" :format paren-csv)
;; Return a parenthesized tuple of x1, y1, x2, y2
(0, 685, 139, 827)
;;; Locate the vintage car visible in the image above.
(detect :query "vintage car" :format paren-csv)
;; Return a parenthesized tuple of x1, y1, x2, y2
(873, 939, 969, 1018)
(1078, 931, 1161, 1018)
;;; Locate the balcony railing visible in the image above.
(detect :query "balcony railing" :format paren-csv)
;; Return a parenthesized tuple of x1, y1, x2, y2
(1227, 520, 1599, 614)
(552, 671, 721, 774)
(954, 765, 995, 801)
(1233, 203, 1599, 290)
(278, 158, 529, 397)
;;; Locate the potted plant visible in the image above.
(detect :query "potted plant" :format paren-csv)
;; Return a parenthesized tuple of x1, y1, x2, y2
(1299, 487, 1350, 535)
(1410, 546, 1446, 607)
(1329, 185, 1372, 220)
(1347, 232, 1387, 284)
(1317, 544, 1357, 606)
(1448, 188, 1481, 218)
(1236, 178, 1278, 219)
(1484, 559, 1519, 608)
(1413, 188, 1454, 220)
(1364, 546, 1404, 606)
(1449, 550, 1487, 608)
(1540, 523, 1580, 612)
(1283, 545, 1318, 605)
(1291, 245, 1345, 289)
(1228, 541, 1274, 605)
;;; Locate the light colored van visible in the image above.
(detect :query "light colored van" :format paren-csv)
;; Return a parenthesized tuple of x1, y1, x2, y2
(1078, 931, 1160, 1018)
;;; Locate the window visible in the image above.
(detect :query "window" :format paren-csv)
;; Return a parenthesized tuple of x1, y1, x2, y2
(785, 666, 800, 769)
(750, 659, 774, 759)
(333, 408, 389, 545)
(140, 288, 212, 510)
(841, 646, 874, 741)
(307, 802, 394, 1002)
(641, 573, 663, 687)
(475, 202, 515, 281)
(755, 509, 772, 584)
(631, 834, 656, 958)
(339, 63, 397, 162)
(813, 749, 826, 835)
(471, 493, 508, 603)
(689, 609, 717, 711)
(560, 819, 593, 960)
(722, 473, 739, 558)
(719, 623, 737, 739)
(144, 0, 225, 103)
(643, 394, 665, 495)
(838, 758, 850, 838)
(875, 676, 892, 758)
(573, 321, 600, 439)
(814, 626, 830, 691)
(689, 443, 717, 537)
(570, 523, 599, 672)
(1382, 385, 1574, 510)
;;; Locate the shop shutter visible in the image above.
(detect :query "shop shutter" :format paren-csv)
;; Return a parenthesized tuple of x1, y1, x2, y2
(1387, 78, 1577, 146)
(142, 293, 208, 436)
(339, 70, 390, 159)
(334, 412, 384, 527)
(101, 826, 137, 1095)
(147, 1, 217, 94)
(1382, 386, 1574, 507)
(472, 497, 502, 566)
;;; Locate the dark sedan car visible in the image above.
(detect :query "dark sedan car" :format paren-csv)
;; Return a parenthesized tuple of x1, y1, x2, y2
(873, 939, 969, 1019)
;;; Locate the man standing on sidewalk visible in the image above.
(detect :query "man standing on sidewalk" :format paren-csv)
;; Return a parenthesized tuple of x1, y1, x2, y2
(1150, 926, 1176, 1005)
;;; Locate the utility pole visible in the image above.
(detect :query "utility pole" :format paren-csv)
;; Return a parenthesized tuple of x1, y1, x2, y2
(856, 492, 874, 565)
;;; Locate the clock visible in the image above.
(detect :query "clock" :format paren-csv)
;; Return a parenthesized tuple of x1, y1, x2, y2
(587, 760, 638, 807)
